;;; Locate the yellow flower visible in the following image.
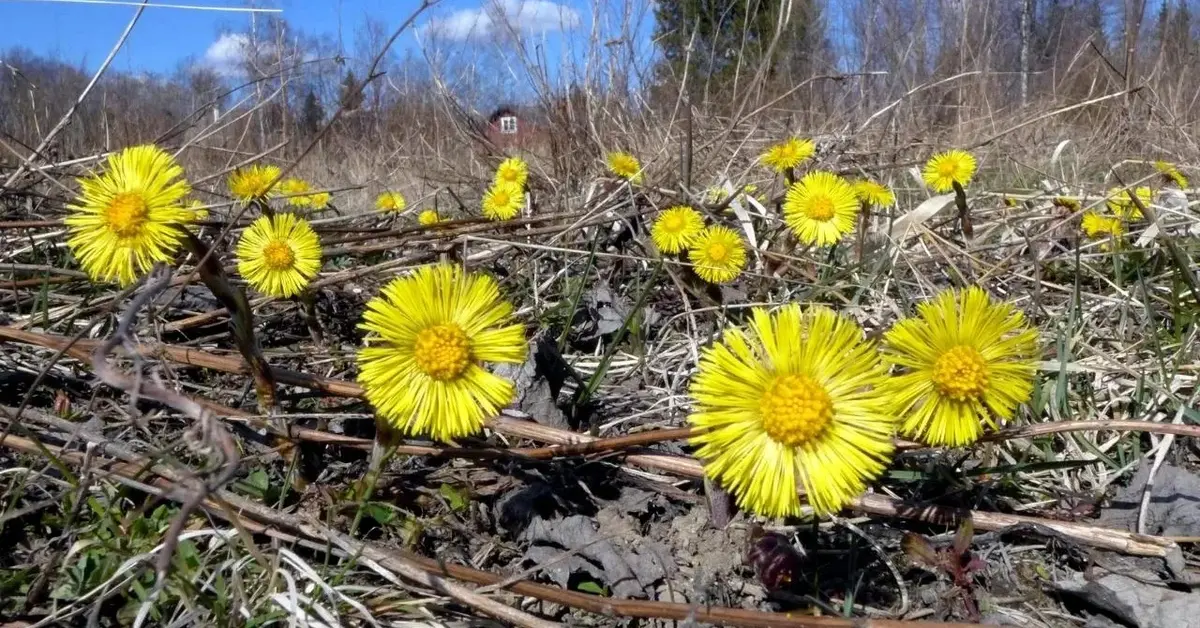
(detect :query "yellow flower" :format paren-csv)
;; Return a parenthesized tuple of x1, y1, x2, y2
(1081, 212, 1124, 239)
(236, 213, 323, 298)
(494, 157, 528, 189)
(482, 182, 524, 221)
(418, 209, 442, 226)
(1106, 186, 1151, 220)
(688, 225, 747, 284)
(1155, 160, 1188, 188)
(606, 151, 643, 183)
(852, 180, 895, 207)
(743, 183, 765, 203)
(65, 144, 195, 286)
(881, 287, 1039, 447)
(1052, 196, 1081, 211)
(309, 191, 331, 210)
(185, 199, 209, 222)
(689, 305, 895, 517)
(783, 171, 860, 247)
(650, 205, 705, 254)
(356, 264, 528, 442)
(760, 137, 815, 174)
(279, 178, 313, 207)
(228, 164, 281, 202)
(922, 150, 977, 193)
(376, 191, 407, 213)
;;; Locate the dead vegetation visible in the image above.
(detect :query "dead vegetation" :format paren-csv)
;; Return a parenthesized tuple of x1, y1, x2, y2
(4, 1, 1200, 627)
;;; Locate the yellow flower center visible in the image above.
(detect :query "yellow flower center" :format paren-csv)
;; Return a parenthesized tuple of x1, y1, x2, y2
(931, 345, 990, 401)
(262, 240, 296, 270)
(938, 161, 959, 179)
(807, 196, 836, 221)
(706, 242, 729, 262)
(760, 374, 833, 447)
(104, 192, 149, 237)
(413, 323, 472, 381)
(494, 190, 512, 205)
(663, 213, 685, 232)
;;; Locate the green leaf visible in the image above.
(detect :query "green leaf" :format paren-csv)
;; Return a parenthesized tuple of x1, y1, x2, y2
(364, 502, 395, 526)
(234, 469, 271, 499)
(438, 483, 470, 511)
(576, 580, 607, 595)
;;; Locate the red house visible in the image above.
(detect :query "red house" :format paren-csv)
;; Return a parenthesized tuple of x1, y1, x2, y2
(485, 105, 534, 149)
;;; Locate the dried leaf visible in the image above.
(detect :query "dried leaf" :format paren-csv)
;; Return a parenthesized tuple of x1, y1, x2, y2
(901, 532, 940, 568)
(953, 517, 974, 557)
(888, 193, 956, 242)
(522, 515, 666, 599)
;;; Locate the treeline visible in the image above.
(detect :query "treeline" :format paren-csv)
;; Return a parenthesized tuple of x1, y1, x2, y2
(2, 0, 1199, 184)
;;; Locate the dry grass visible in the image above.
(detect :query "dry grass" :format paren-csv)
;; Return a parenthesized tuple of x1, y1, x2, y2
(4, 1, 1200, 626)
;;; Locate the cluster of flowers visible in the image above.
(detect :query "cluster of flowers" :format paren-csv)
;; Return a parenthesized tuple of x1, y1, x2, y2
(66, 146, 324, 299)
(482, 157, 529, 221)
(630, 138, 973, 285)
(354, 263, 1040, 520)
(64, 141, 1043, 522)
(1076, 161, 1189, 247)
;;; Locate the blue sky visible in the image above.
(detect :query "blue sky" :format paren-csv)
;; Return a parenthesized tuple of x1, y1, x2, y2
(0, 0, 606, 76)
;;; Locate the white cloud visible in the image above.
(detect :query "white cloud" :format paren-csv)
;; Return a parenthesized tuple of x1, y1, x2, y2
(203, 33, 279, 77)
(422, 0, 581, 42)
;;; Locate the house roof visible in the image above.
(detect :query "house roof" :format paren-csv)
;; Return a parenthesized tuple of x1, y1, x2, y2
(487, 105, 519, 122)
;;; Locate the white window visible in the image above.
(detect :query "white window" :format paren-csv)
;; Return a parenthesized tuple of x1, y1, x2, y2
(499, 115, 518, 134)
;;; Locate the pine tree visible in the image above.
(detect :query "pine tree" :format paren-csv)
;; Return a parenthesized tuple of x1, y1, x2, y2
(299, 89, 323, 136)
(339, 71, 364, 111)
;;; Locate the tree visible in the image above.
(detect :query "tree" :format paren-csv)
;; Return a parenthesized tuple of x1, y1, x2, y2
(299, 88, 323, 136)
(339, 70, 364, 111)
(652, 0, 828, 101)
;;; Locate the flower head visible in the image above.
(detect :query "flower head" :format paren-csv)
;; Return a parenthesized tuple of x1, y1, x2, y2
(651, 205, 705, 254)
(494, 157, 529, 189)
(689, 305, 895, 517)
(922, 150, 977, 193)
(606, 151, 643, 183)
(760, 137, 816, 174)
(852, 180, 895, 207)
(1052, 196, 1081, 211)
(1155, 160, 1188, 188)
(1106, 186, 1151, 220)
(688, 225, 747, 284)
(1081, 211, 1124, 239)
(65, 144, 196, 286)
(482, 182, 524, 221)
(228, 164, 281, 202)
(236, 213, 323, 298)
(309, 191, 331, 210)
(783, 171, 860, 246)
(418, 209, 442, 226)
(356, 264, 528, 442)
(881, 287, 1039, 447)
(376, 191, 407, 213)
(279, 178, 313, 207)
